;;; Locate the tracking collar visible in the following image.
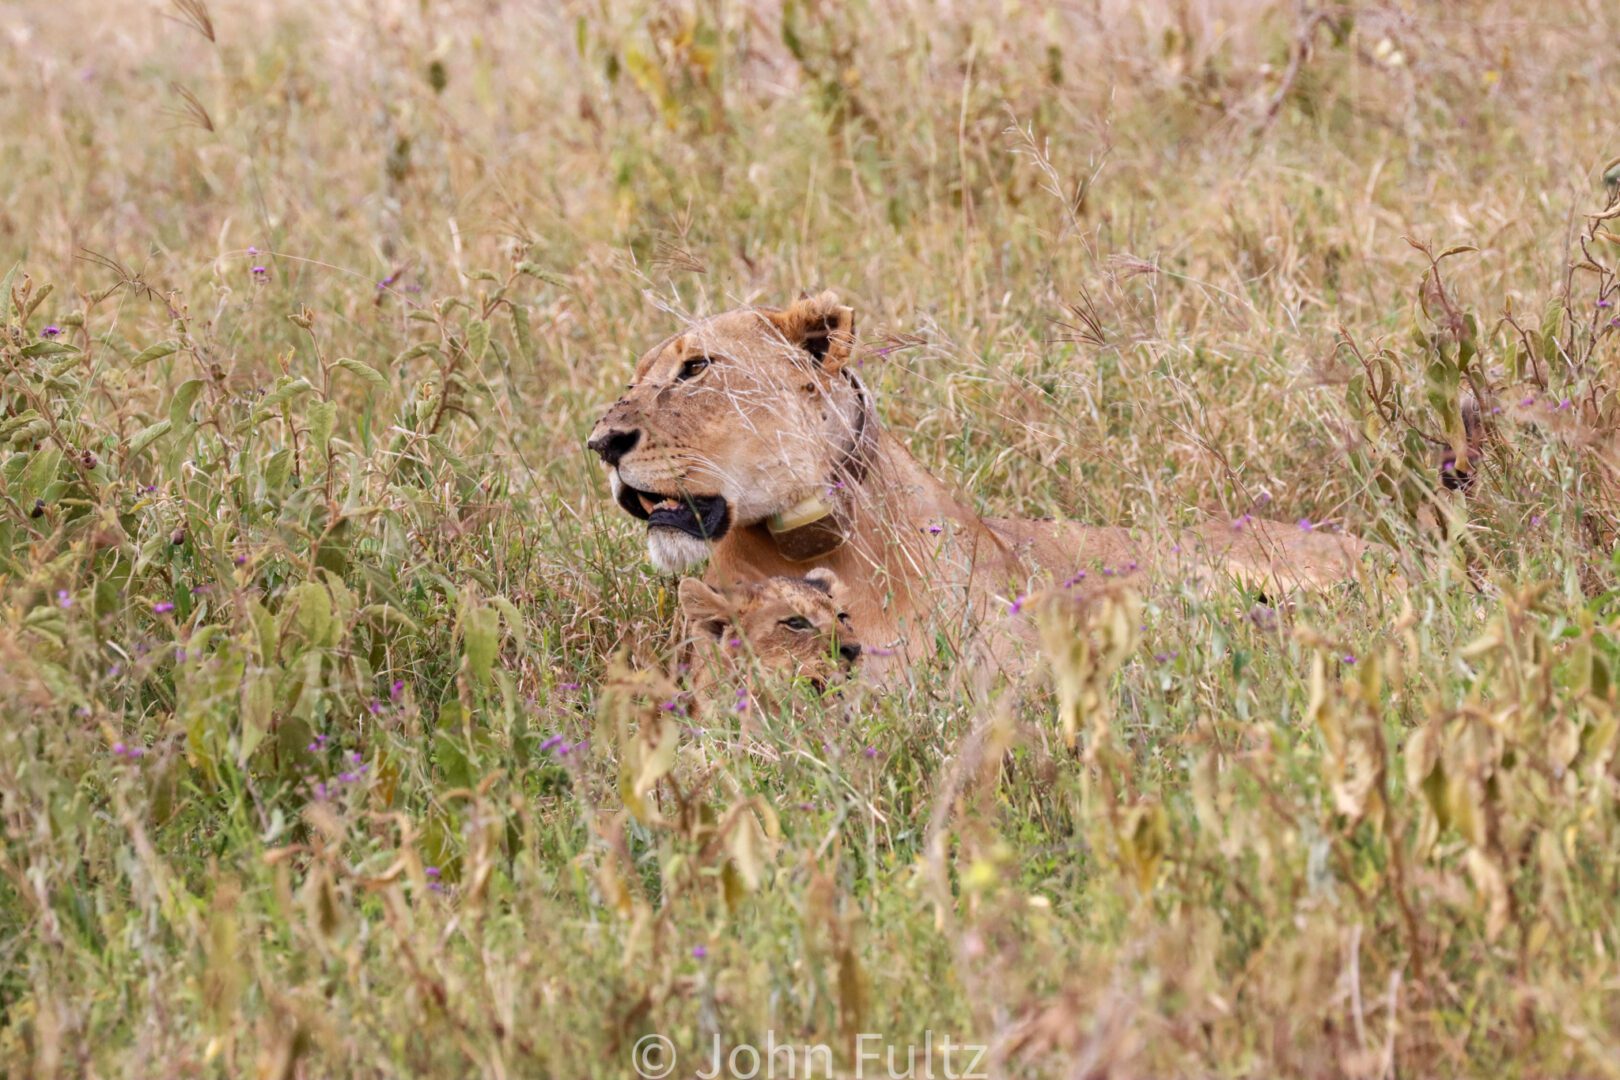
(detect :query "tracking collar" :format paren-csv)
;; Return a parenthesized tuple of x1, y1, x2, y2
(767, 370, 873, 561)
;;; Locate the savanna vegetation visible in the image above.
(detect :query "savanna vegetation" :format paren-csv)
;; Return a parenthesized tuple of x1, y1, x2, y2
(3, 1, 1620, 1075)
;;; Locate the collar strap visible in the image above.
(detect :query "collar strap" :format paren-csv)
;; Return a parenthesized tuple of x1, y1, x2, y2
(767, 370, 873, 561)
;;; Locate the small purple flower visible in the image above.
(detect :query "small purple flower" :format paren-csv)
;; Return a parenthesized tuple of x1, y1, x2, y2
(557, 681, 580, 692)
(658, 699, 680, 711)
(174, 648, 187, 662)
(863, 746, 878, 759)
(1557, 398, 1573, 411)
(251, 266, 267, 278)
(1126, 561, 1138, 572)
(1520, 395, 1535, 407)
(1599, 299, 1613, 309)
(539, 734, 565, 752)
(41, 325, 61, 338)
(1102, 567, 1114, 577)
(234, 554, 247, 566)
(57, 589, 72, 608)
(247, 246, 259, 256)
(727, 636, 742, 651)
(1298, 518, 1313, 532)
(1008, 595, 1025, 615)
(1170, 544, 1181, 555)
(1342, 654, 1357, 665)
(1530, 514, 1542, 527)
(735, 687, 750, 714)
(349, 750, 363, 765)
(109, 664, 122, 677)
(112, 741, 126, 756)
(1491, 406, 1502, 414)
(368, 699, 383, 715)
(692, 945, 708, 959)
(425, 865, 441, 879)
(926, 524, 942, 535)
(153, 601, 175, 614)
(391, 679, 405, 700)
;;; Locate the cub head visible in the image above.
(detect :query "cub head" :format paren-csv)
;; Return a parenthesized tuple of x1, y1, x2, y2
(678, 569, 863, 693)
(587, 291, 866, 572)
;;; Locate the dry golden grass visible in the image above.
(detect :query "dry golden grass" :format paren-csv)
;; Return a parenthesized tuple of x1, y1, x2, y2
(3, 0, 1620, 1076)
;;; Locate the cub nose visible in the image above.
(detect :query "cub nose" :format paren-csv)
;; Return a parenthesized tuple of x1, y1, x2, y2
(587, 428, 640, 466)
(838, 642, 862, 664)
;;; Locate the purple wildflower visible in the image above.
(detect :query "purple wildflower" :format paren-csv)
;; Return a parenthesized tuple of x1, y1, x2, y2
(1298, 518, 1313, 531)
(692, 945, 708, 959)
(41, 325, 61, 338)
(735, 687, 750, 713)
(1342, 654, 1357, 665)
(1599, 299, 1613, 309)
(1521, 395, 1535, 407)
(153, 601, 175, 614)
(112, 742, 126, 756)
(539, 734, 565, 753)
(1530, 514, 1542, 527)
(1008, 595, 1026, 615)
(557, 681, 580, 692)
(391, 679, 405, 700)
(247, 246, 259, 256)
(926, 524, 942, 535)
(1557, 398, 1573, 411)
(425, 866, 441, 879)
(57, 589, 72, 608)
(863, 746, 878, 759)
(368, 699, 383, 715)
(251, 266, 267, 278)
(234, 554, 247, 565)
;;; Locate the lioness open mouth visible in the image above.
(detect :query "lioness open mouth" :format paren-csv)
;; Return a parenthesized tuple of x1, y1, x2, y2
(615, 481, 731, 541)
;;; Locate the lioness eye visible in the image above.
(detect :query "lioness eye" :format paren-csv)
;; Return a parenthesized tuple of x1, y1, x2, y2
(678, 356, 711, 381)
(780, 615, 813, 631)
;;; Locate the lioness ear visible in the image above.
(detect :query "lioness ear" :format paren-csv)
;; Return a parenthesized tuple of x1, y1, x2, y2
(678, 578, 732, 639)
(770, 290, 856, 372)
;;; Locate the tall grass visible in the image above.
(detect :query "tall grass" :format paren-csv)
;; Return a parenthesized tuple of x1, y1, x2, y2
(2, 0, 1619, 1075)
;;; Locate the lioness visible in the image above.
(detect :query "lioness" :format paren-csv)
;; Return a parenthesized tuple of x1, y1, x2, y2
(679, 569, 863, 696)
(589, 291, 1375, 672)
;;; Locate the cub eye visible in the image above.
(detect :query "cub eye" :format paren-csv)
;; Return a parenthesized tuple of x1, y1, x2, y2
(678, 356, 711, 381)
(780, 615, 814, 632)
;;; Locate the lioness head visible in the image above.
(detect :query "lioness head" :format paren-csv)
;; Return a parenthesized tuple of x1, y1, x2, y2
(587, 291, 866, 572)
(678, 569, 863, 694)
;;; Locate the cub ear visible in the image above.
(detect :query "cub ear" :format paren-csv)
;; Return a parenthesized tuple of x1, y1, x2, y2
(678, 577, 732, 639)
(802, 567, 847, 603)
(769, 290, 856, 372)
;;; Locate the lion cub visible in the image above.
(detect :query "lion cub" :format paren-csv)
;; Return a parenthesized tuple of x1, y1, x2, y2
(678, 569, 863, 696)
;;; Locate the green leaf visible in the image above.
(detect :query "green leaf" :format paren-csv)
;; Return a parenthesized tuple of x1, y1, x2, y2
(309, 400, 337, 459)
(169, 379, 205, 427)
(129, 340, 180, 367)
(466, 319, 490, 364)
(20, 447, 62, 503)
(257, 376, 315, 415)
(510, 303, 534, 360)
(263, 448, 293, 491)
(334, 357, 389, 390)
(127, 419, 172, 457)
(463, 604, 499, 685)
(18, 340, 78, 359)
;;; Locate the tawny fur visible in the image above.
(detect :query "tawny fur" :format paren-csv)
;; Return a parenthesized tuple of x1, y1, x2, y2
(678, 570, 862, 696)
(592, 292, 1379, 675)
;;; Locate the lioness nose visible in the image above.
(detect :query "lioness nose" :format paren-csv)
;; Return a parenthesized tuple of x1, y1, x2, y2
(838, 642, 862, 664)
(587, 428, 640, 466)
